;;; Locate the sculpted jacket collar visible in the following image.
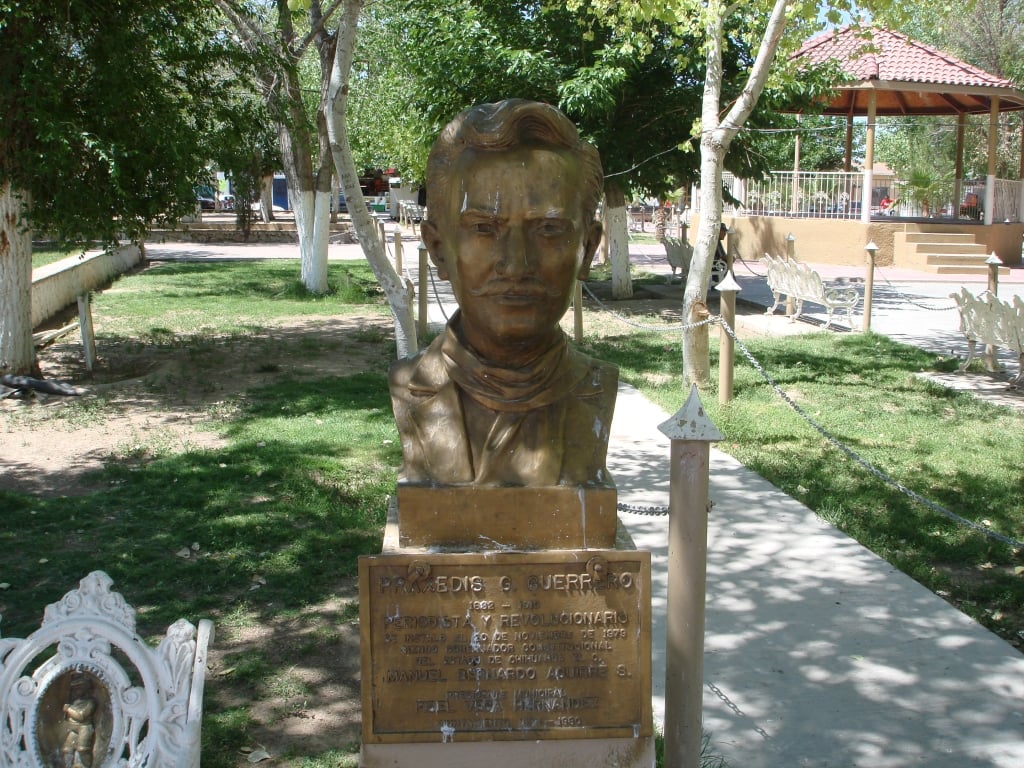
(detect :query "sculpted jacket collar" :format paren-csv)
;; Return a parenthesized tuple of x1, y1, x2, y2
(394, 314, 614, 486)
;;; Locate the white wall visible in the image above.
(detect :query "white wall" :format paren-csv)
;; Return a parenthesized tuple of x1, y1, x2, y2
(32, 244, 142, 327)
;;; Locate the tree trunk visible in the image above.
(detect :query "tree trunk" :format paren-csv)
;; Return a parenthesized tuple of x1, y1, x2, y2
(278, 110, 330, 294)
(682, 11, 726, 389)
(682, 0, 790, 389)
(326, 0, 417, 358)
(260, 175, 274, 222)
(275, 28, 333, 296)
(604, 181, 633, 299)
(683, 140, 724, 388)
(0, 182, 36, 376)
(289, 183, 333, 295)
(654, 203, 667, 242)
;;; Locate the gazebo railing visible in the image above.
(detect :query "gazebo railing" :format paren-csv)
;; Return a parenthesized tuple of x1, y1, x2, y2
(723, 171, 864, 219)
(705, 171, 1023, 223)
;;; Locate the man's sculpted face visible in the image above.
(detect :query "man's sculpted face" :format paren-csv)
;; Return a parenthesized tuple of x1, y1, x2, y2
(424, 145, 601, 363)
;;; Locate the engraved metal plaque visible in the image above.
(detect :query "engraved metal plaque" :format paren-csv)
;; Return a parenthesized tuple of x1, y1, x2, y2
(359, 550, 652, 744)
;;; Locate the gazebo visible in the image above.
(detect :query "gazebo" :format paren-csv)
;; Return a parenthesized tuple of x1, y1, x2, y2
(708, 26, 1024, 270)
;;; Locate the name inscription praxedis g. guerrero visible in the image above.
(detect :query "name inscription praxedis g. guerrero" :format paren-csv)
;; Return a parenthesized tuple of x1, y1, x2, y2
(359, 550, 652, 744)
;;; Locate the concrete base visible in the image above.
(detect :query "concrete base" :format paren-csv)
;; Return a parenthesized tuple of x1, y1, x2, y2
(395, 485, 618, 550)
(360, 735, 655, 768)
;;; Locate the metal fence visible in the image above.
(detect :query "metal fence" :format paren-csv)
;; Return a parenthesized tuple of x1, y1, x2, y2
(703, 171, 1023, 223)
(724, 171, 864, 219)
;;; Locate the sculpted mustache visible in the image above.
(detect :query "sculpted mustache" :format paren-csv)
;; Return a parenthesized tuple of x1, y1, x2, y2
(468, 280, 561, 298)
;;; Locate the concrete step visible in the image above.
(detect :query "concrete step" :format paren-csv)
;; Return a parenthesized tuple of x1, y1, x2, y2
(923, 253, 997, 267)
(895, 249, 985, 270)
(908, 242, 989, 256)
(891, 229, 1003, 274)
(898, 231, 981, 245)
(929, 263, 1010, 275)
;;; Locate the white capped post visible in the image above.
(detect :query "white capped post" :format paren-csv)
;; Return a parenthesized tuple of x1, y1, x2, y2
(658, 386, 723, 768)
(863, 241, 878, 333)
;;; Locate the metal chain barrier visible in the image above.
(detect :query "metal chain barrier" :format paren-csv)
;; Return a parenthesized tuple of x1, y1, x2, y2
(580, 281, 716, 334)
(732, 253, 768, 278)
(616, 502, 670, 516)
(873, 267, 959, 312)
(383, 234, 410, 285)
(384, 233, 451, 323)
(429, 265, 451, 322)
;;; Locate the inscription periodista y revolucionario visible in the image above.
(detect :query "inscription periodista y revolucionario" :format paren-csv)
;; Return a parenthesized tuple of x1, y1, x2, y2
(363, 555, 650, 741)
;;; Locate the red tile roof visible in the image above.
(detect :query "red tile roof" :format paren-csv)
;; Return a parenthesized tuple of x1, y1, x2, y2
(791, 26, 1024, 115)
(795, 26, 1011, 87)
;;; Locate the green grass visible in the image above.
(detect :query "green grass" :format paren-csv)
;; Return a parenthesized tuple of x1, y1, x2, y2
(92, 260, 385, 338)
(32, 244, 85, 269)
(2, 258, 396, 768)
(0, 370, 399, 635)
(578, 325, 1024, 645)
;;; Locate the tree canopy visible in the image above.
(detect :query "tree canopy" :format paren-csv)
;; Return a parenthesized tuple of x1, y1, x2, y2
(351, 0, 835, 201)
(0, 0, 255, 244)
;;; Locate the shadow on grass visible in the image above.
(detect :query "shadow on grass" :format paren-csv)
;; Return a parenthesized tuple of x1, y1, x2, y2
(0, 372, 399, 638)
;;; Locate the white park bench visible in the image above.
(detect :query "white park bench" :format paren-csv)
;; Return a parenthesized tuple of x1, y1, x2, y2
(0, 570, 213, 768)
(662, 236, 694, 281)
(662, 236, 728, 287)
(950, 287, 1024, 387)
(763, 254, 860, 329)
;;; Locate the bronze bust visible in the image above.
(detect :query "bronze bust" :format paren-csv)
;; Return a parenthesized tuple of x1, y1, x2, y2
(389, 99, 617, 489)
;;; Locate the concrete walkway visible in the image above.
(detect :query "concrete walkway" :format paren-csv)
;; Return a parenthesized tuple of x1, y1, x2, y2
(145, 230, 1024, 767)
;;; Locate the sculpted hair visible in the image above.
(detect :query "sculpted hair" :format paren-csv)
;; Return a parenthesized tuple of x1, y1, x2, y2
(426, 99, 604, 225)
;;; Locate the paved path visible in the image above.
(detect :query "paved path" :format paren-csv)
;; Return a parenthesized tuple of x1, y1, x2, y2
(145, 232, 1024, 767)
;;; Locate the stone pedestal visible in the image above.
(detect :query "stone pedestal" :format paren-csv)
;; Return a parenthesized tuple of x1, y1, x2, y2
(396, 485, 618, 549)
(359, 496, 655, 768)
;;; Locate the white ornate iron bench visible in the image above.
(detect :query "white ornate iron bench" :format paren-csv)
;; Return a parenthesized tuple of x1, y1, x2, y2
(950, 287, 1024, 387)
(0, 570, 213, 768)
(662, 236, 728, 288)
(762, 253, 860, 329)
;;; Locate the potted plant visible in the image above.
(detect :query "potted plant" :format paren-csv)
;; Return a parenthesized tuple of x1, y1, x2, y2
(902, 166, 951, 217)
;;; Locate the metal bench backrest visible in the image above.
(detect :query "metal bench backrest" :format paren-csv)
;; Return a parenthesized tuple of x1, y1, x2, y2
(0, 571, 213, 768)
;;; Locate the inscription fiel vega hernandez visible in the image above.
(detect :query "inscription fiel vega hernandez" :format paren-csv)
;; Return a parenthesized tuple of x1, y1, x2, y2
(359, 551, 653, 744)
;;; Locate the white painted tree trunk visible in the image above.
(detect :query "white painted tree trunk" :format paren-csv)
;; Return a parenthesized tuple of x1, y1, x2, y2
(682, 0, 790, 388)
(0, 182, 35, 375)
(294, 187, 331, 295)
(606, 205, 632, 299)
(604, 182, 632, 299)
(326, 0, 417, 358)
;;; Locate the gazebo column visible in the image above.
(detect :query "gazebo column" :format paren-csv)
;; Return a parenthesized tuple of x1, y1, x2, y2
(1018, 122, 1024, 223)
(791, 115, 801, 213)
(954, 114, 966, 214)
(861, 91, 876, 224)
(984, 97, 999, 225)
(844, 115, 853, 171)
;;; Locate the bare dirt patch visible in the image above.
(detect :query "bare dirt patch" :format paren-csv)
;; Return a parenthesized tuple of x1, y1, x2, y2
(1, 313, 394, 499)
